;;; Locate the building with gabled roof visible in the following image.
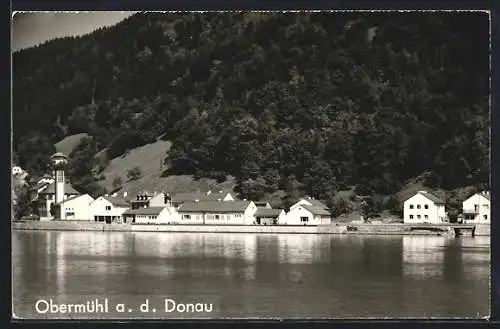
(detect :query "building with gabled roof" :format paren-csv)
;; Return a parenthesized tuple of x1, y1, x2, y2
(176, 200, 257, 225)
(285, 198, 332, 225)
(36, 182, 81, 220)
(130, 191, 169, 209)
(53, 194, 94, 220)
(91, 195, 130, 223)
(122, 207, 171, 224)
(462, 191, 490, 224)
(403, 190, 447, 224)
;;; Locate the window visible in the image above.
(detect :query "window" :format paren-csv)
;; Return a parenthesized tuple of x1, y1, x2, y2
(183, 214, 191, 219)
(409, 205, 414, 209)
(417, 215, 421, 219)
(215, 215, 220, 220)
(106, 206, 111, 211)
(484, 215, 488, 220)
(300, 216, 309, 222)
(474, 204, 479, 212)
(424, 204, 429, 209)
(424, 215, 428, 219)
(417, 205, 421, 209)
(409, 215, 414, 219)
(483, 204, 489, 210)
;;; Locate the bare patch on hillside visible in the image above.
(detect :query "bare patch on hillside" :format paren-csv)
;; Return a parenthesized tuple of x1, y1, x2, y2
(98, 140, 237, 199)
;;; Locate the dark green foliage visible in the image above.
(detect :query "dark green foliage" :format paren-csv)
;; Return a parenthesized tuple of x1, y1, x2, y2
(67, 137, 108, 197)
(13, 186, 36, 220)
(13, 12, 489, 202)
(384, 196, 403, 217)
(361, 197, 383, 220)
(331, 198, 353, 218)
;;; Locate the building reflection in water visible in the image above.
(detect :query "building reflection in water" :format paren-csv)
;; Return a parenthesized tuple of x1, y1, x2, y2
(277, 234, 331, 264)
(402, 236, 447, 279)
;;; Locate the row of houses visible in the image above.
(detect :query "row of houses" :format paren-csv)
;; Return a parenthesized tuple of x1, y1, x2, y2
(25, 154, 490, 226)
(29, 180, 490, 226)
(29, 181, 331, 226)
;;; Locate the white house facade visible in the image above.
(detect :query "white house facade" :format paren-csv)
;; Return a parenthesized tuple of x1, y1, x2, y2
(55, 194, 94, 220)
(462, 191, 490, 224)
(285, 198, 332, 225)
(176, 201, 257, 225)
(91, 196, 130, 223)
(285, 205, 331, 225)
(403, 191, 447, 224)
(37, 182, 81, 220)
(122, 207, 171, 224)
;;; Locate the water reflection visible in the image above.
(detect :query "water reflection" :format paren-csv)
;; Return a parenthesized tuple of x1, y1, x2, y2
(402, 236, 447, 279)
(12, 231, 490, 318)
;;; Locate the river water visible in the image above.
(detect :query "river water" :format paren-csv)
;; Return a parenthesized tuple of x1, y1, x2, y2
(12, 231, 490, 319)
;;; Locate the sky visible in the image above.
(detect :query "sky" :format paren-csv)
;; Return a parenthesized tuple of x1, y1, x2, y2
(11, 11, 137, 52)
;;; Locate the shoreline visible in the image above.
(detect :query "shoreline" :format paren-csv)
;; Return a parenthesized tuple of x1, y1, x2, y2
(11, 220, 490, 236)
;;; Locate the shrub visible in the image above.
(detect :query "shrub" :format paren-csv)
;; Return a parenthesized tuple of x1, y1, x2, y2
(127, 166, 142, 181)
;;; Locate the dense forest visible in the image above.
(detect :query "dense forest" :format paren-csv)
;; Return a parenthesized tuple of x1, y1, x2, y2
(13, 12, 490, 208)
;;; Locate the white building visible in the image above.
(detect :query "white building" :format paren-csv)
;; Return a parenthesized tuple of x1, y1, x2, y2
(254, 208, 286, 225)
(54, 194, 94, 220)
(37, 182, 81, 220)
(12, 166, 23, 176)
(176, 200, 257, 225)
(285, 198, 331, 225)
(462, 191, 490, 224)
(403, 191, 447, 224)
(122, 207, 171, 224)
(91, 196, 130, 223)
(130, 191, 170, 209)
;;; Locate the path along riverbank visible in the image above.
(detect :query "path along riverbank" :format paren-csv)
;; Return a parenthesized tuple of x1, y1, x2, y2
(11, 220, 490, 236)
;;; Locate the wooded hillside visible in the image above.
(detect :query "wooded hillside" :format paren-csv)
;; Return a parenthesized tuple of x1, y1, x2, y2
(13, 12, 490, 208)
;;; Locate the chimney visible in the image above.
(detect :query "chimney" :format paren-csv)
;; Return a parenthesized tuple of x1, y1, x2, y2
(123, 191, 128, 197)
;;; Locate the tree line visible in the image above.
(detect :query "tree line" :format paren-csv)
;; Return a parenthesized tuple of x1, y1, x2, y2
(13, 12, 490, 210)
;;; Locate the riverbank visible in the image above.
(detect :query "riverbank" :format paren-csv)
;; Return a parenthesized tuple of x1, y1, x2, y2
(11, 220, 490, 236)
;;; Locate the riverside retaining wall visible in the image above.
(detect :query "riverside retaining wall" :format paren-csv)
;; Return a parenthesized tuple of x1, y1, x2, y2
(11, 221, 489, 236)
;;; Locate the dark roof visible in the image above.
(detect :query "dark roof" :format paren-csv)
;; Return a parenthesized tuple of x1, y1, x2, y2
(255, 208, 284, 218)
(123, 207, 165, 216)
(54, 194, 88, 205)
(179, 200, 251, 213)
(51, 152, 67, 158)
(39, 182, 80, 195)
(102, 196, 129, 207)
(304, 198, 330, 209)
(416, 191, 445, 204)
(302, 205, 331, 216)
(29, 182, 50, 191)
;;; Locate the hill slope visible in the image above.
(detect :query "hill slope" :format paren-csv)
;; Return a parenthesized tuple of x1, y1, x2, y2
(97, 139, 237, 198)
(14, 12, 490, 209)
